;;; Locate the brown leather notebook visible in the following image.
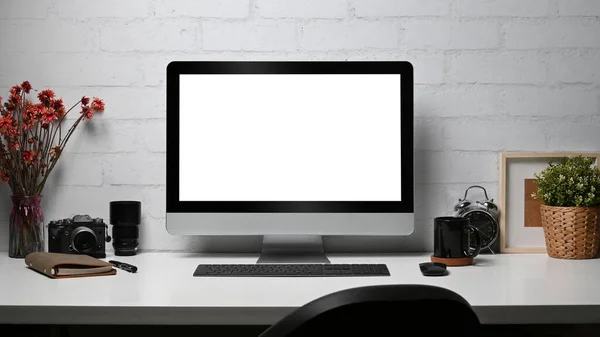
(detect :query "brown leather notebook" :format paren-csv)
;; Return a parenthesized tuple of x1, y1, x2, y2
(25, 252, 117, 279)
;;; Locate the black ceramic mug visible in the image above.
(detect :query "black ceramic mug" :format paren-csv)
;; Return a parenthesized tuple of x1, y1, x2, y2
(434, 217, 482, 259)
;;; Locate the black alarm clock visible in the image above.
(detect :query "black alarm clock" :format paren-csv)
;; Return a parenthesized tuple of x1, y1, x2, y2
(453, 185, 500, 253)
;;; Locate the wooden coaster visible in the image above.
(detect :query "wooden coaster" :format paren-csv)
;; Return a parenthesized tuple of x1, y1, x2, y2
(430, 255, 473, 267)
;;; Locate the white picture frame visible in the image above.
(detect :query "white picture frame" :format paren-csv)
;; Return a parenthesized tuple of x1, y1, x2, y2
(499, 152, 600, 253)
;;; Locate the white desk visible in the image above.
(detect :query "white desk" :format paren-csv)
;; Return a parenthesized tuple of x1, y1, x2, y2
(1, 252, 599, 325)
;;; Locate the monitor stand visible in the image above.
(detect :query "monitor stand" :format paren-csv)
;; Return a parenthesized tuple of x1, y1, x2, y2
(256, 235, 331, 264)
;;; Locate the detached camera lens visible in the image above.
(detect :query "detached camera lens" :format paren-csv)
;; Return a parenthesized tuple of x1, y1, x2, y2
(112, 227, 139, 255)
(110, 201, 141, 256)
(72, 227, 97, 253)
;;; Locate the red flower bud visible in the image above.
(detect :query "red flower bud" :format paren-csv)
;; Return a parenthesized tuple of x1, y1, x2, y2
(21, 81, 32, 94)
(50, 146, 61, 158)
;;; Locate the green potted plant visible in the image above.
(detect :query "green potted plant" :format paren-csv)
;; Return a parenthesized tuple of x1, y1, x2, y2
(533, 156, 600, 259)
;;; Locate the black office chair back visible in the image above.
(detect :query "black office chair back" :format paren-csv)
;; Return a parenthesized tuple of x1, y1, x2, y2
(259, 284, 480, 337)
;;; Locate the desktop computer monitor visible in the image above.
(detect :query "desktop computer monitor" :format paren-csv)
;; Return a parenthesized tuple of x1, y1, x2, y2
(166, 61, 414, 263)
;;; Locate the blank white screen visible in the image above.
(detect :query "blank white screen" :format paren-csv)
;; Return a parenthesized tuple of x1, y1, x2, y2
(179, 74, 401, 201)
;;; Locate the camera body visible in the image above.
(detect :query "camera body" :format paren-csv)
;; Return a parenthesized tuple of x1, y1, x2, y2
(48, 215, 111, 258)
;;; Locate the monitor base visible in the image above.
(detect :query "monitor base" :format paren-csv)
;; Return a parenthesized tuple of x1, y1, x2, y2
(257, 235, 330, 264)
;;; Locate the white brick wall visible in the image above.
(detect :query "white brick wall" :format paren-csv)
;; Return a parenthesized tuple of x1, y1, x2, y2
(0, 0, 598, 253)
(100, 21, 198, 52)
(0, 0, 53, 18)
(402, 20, 501, 50)
(0, 20, 99, 53)
(203, 21, 297, 51)
(557, 0, 600, 16)
(504, 20, 600, 49)
(354, 0, 450, 17)
(447, 52, 548, 84)
(500, 87, 598, 116)
(546, 53, 600, 83)
(155, 0, 250, 19)
(302, 20, 399, 50)
(258, 0, 347, 18)
(456, 0, 552, 17)
(57, 0, 153, 18)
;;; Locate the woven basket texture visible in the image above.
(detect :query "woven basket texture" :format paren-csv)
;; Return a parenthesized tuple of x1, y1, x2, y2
(540, 205, 600, 259)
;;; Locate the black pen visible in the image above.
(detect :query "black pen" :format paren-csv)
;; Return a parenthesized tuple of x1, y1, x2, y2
(109, 260, 138, 273)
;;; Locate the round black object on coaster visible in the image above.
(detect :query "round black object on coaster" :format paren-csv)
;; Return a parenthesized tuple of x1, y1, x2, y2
(110, 201, 141, 256)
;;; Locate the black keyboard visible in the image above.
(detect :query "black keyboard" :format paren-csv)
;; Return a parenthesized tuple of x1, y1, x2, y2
(193, 264, 390, 277)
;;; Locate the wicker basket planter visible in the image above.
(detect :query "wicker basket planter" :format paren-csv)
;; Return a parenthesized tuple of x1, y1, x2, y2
(540, 204, 600, 259)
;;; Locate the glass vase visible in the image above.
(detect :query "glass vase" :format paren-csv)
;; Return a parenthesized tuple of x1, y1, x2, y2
(8, 196, 44, 258)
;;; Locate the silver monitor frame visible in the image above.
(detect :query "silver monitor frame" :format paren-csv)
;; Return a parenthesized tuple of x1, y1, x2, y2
(166, 61, 414, 263)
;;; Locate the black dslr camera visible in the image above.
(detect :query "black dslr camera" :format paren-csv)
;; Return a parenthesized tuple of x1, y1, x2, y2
(48, 215, 111, 258)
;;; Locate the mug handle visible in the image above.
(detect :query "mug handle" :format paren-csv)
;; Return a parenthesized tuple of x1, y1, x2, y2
(464, 226, 482, 258)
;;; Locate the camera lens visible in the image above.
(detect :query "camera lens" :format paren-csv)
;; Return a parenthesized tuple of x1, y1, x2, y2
(71, 227, 98, 254)
(110, 201, 141, 256)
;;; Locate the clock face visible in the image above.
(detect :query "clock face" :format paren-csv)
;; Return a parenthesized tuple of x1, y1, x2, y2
(464, 210, 498, 249)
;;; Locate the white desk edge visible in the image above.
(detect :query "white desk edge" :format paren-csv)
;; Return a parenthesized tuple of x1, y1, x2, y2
(1, 252, 599, 325)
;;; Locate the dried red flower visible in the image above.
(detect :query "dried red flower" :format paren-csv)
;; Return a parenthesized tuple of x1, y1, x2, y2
(22, 101, 33, 118)
(21, 81, 32, 94)
(0, 82, 105, 194)
(56, 107, 66, 119)
(91, 98, 105, 113)
(37, 89, 55, 106)
(41, 107, 57, 123)
(22, 103, 40, 130)
(50, 146, 61, 158)
(0, 114, 17, 137)
(50, 145, 60, 157)
(22, 150, 37, 164)
(10, 85, 21, 96)
(8, 94, 22, 108)
(53, 98, 64, 111)
(81, 105, 93, 120)
(33, 103, 44, 118)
